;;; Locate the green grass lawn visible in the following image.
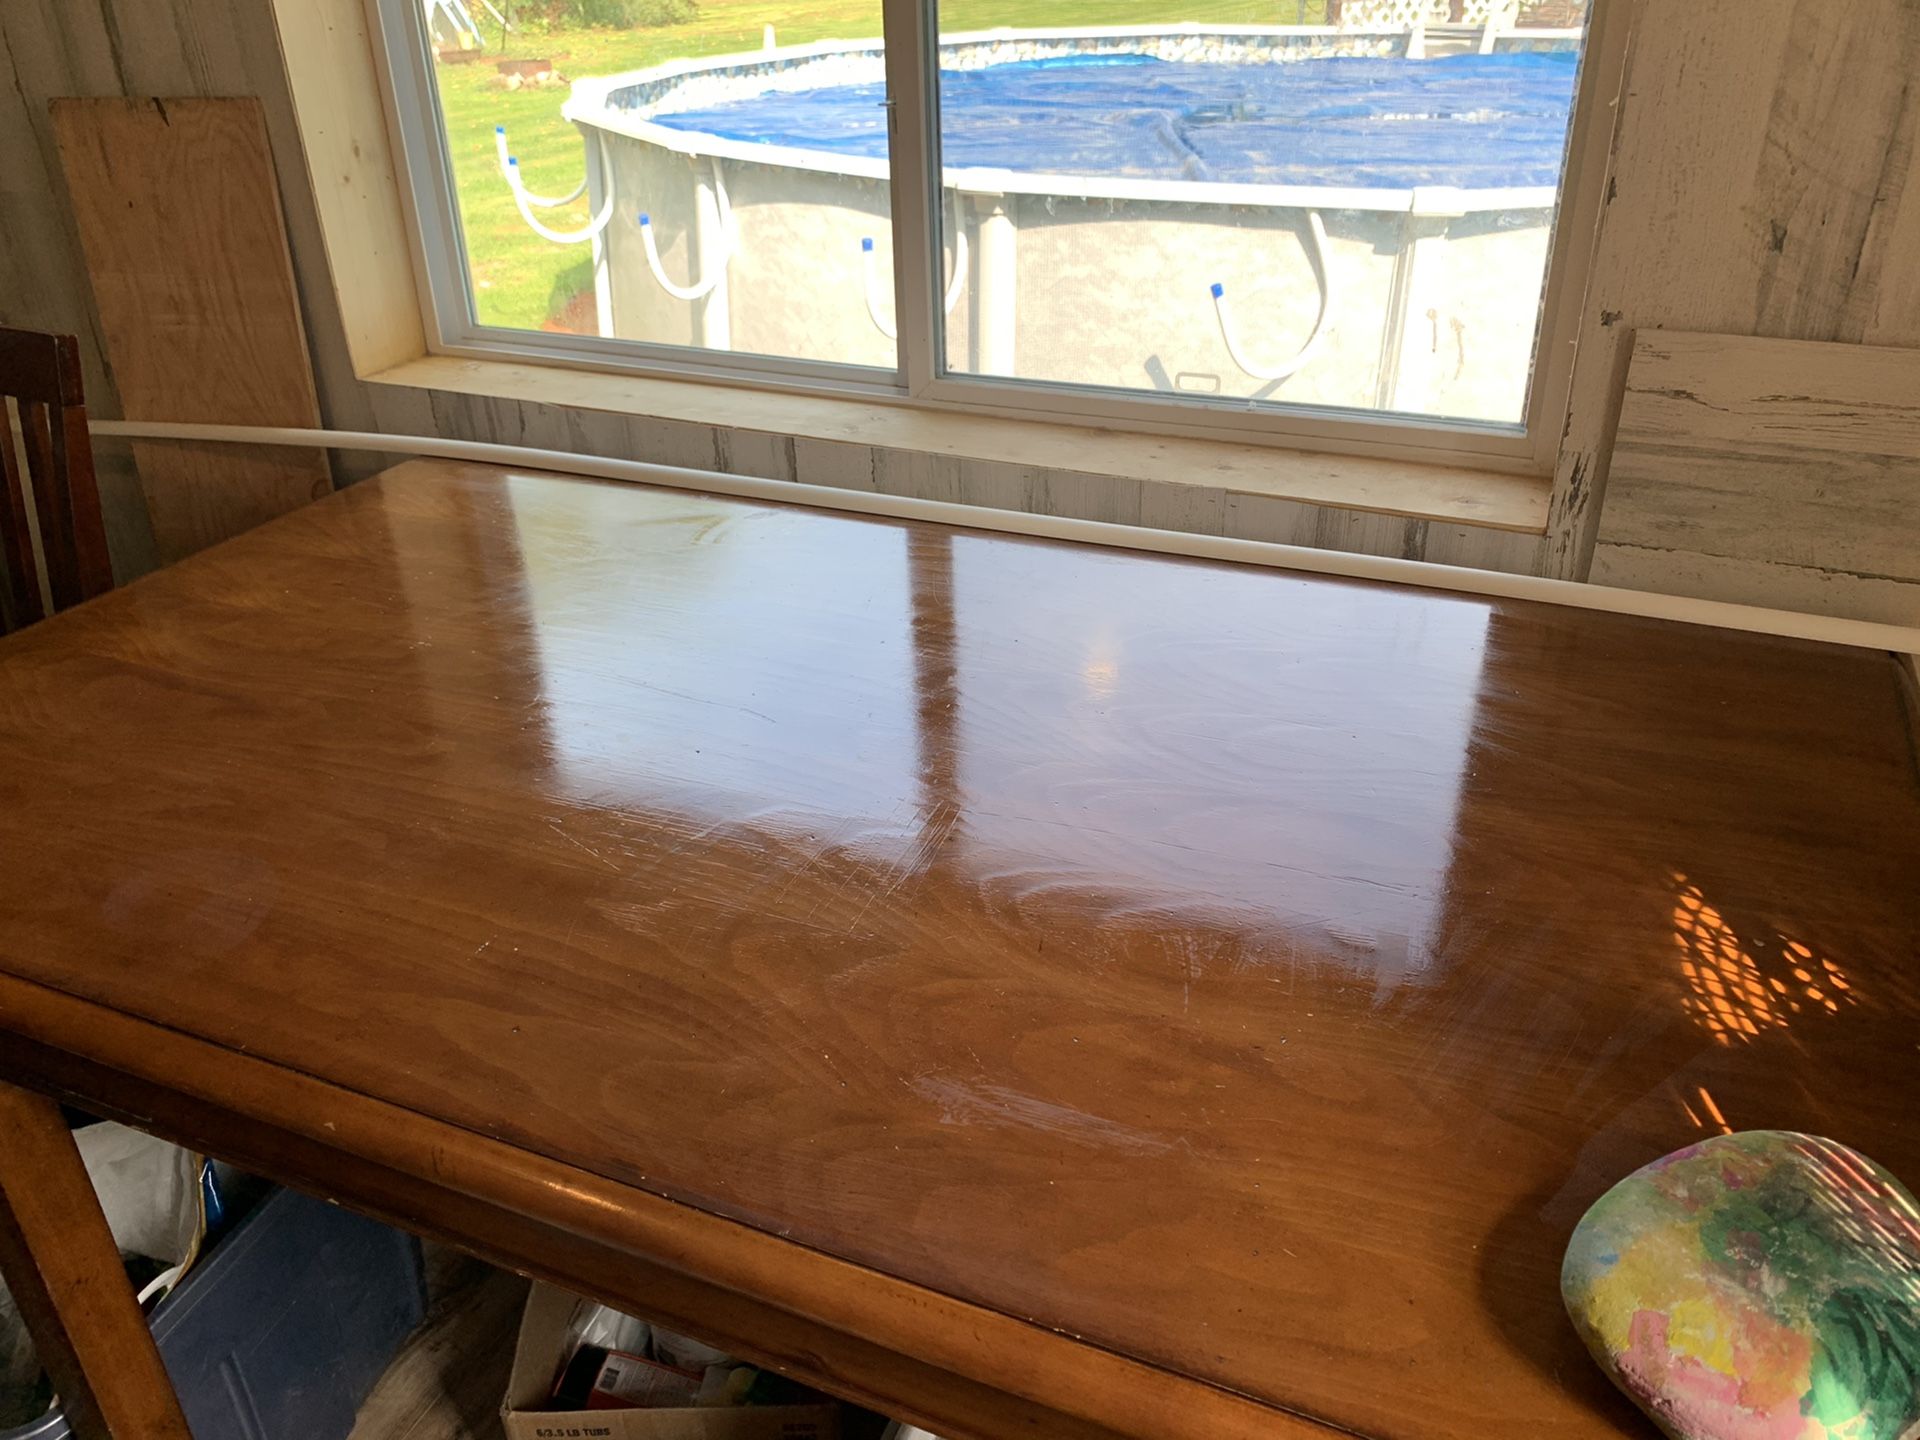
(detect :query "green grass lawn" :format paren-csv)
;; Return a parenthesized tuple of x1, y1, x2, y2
(433, 0, 1329, 329)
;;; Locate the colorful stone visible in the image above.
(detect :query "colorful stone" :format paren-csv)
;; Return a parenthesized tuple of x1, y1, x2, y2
(1563, 1130, 1920, 1440)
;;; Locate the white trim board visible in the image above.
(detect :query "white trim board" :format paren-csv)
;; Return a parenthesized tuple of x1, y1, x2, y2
(93, 418, 1920, 657)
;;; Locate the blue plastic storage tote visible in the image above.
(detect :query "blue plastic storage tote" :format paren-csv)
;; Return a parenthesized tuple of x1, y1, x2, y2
(3, 1185, 425, 1440)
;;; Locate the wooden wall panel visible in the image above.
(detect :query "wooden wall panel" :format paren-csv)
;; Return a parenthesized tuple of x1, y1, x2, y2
(1, 0, 388, 580)
(0, 8, 155, 578)
(51, 97, 333, 560)
(266, 0, 425, 378)
(1590, 549, 1920, 629)
(1546, 0, 1920, 578)
(1593, 327, 1920, 622)
(382, 381, 1556, 572)
(13, 0, 1920, 592)
(1589, 330, 1920, 625)
(1895, 651, 1920, 777)
(1, 0, 1559, 582)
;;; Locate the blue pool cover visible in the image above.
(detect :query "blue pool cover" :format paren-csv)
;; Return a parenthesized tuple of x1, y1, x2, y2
(652, 51, 1578, 189)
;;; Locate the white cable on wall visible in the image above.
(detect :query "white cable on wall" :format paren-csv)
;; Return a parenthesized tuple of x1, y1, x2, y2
(89, 418, 1920, 657)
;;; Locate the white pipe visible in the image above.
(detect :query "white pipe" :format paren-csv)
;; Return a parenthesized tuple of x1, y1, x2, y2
(861, 215, 968, 341)
(1212, 210, 1334, 384)
(1479, 0, 1517, 52)
(692, 164, 731, 350)
(976, 200, 1017, 376)
(495, 126, 588, 209)
(589, 132, 615, 340)
(639, 161, 735, 303)
(508, 144, 616, 245)
(89, 419, 1920, 658)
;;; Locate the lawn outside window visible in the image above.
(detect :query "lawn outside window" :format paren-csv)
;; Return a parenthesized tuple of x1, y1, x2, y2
(371, 0, 1608, 472)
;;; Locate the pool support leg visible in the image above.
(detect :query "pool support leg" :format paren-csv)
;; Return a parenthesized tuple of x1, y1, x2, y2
(976, 196, 1016, 376)
(693, 165, 731, 350)
(590, 136, 614, 339)
(1375, 187, 1468, 413)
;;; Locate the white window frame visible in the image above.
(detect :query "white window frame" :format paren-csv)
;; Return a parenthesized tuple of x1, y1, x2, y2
(366, 0, 1616, 474)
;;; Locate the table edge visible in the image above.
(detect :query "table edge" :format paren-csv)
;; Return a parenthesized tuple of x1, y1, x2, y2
(0, 971, 1344, 1440)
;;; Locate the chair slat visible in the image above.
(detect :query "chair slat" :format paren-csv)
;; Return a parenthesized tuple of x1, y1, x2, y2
(0, 330, 76, 408)
(0, 399, 45, 632)
(0, 327, 111, 631)
(54, 405, 112, 601)
(20, 401, 80, 614)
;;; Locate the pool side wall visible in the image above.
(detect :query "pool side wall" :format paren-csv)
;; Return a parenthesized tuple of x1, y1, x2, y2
(581, 28, 1571, 421)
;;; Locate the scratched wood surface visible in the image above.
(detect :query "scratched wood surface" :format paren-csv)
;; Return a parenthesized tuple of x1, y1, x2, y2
(1590, 330, 1920, 624)
(0, 460, 1917, 1440)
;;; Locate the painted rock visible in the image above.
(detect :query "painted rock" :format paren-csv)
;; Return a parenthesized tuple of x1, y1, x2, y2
(1563, 1131, 1920, 1440)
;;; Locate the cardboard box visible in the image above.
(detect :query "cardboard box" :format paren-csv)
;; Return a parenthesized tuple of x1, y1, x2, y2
(501, 1283, 843, 1440)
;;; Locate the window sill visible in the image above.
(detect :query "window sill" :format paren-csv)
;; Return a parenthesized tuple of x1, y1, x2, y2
(367, 354, 1550, 535)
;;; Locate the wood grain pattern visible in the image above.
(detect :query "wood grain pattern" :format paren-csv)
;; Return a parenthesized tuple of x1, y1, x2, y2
(264, 0, 425, 378)
(0, 981, 1218, 1440)
(386, 369, 1554, 573)
(382, 354, 1553, 534)
(48, 96, 333, 560)
(1898, 652, 1920, 772)
(1591, 330, 1920, 623)
(1, 459, 1917, 1440)
(1590, 548, 1920, 629)
(13, 0, 1920, 589)
(0, 405, 38, 625)
(1546, 0, 1920, 576)
(0, 1084, 193, 1440)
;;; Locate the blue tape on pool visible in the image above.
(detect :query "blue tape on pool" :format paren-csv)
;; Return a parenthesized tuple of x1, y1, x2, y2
(652, 52, 1578, 189)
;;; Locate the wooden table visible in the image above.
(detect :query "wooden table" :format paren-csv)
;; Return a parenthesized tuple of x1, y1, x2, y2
(1, 459, 1916, 1440)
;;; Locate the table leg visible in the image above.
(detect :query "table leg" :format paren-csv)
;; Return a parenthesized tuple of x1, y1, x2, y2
(0, 1082, 194, 1439)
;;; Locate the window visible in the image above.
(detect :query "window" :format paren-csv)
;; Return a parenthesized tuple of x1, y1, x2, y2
(374, 0, 1605, 467)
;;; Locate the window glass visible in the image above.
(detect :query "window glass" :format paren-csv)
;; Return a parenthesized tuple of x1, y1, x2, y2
(414, 0, 1590, 427)
(933, 1, 1589, 423)
(422, 0, 892, 367)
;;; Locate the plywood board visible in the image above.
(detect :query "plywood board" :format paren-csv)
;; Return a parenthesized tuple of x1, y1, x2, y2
(1591, 329, 1920, 621)
(50, 96, 331, 559)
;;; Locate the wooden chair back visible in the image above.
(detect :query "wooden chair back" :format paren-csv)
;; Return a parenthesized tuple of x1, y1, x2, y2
(0, 327, 113, 633)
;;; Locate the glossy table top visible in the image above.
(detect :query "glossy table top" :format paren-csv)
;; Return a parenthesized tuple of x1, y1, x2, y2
(2, 460, 1917, 1439)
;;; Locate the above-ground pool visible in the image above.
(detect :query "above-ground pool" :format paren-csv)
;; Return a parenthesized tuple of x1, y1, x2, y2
(658, 51, 1576, 189)
(540, 26, 1584, 420)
